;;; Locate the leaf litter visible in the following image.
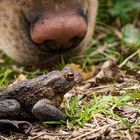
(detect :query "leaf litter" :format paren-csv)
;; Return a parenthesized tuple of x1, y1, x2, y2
(0, 60, 140, 140)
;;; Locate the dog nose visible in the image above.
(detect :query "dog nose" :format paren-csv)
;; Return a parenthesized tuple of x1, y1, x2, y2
(30, 14, 87, 51)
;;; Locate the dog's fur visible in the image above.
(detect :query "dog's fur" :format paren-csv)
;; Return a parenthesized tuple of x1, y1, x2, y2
(0, 0, 98, 67)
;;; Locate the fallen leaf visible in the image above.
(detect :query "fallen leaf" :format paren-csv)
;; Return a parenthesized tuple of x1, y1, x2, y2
(67, 63, 95, 80)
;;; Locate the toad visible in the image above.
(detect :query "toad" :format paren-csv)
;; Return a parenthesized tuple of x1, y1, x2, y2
(0, 67, 82, 133)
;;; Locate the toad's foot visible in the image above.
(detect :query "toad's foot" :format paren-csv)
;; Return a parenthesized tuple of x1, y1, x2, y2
(32, 99, 68, 121)
(0, 119, 32, 134)
(0, 99, 32, 134)
(0, 99, 21, 118)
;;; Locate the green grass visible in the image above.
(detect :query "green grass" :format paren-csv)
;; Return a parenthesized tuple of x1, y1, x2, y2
(43, 91, 140, 130)
(64, 92, 139, 129)
(0, 68, 12, 87)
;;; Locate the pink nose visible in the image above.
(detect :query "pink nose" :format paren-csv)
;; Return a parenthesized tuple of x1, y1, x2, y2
(30, 14, 87, 51)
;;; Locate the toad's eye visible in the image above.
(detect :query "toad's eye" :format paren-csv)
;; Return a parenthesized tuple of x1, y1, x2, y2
(64, 72, 74, 81)
(63, 67, 74, 81)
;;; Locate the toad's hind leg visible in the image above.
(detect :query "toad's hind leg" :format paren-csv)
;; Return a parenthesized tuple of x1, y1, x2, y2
(0, 99, 20, 118)
(32, 99, 67, 121)
(0, 99, 32, 134)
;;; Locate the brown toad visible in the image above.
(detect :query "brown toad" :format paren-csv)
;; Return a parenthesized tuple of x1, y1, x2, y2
(0, 67, 82, 132)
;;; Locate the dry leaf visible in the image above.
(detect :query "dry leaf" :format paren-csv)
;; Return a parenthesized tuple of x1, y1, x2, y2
(67, 63, 95, 80)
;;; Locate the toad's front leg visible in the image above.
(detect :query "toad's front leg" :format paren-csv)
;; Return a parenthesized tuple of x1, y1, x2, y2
(32, 99, 67, 121)
(0, 99, 32, 134)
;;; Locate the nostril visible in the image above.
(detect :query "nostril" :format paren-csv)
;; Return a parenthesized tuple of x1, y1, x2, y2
(45, 40, 57, 49)
(67, 36, 84, 49)
(40, 40, 58, 51)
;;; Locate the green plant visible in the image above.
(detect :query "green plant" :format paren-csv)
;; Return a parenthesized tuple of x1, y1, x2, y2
(63, 92, 140, 129)
(0, 69, 12, 87)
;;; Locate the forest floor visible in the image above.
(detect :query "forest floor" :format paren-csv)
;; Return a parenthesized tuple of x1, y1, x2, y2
(0, 60, 140, 140)
(0, 0, 140, 139)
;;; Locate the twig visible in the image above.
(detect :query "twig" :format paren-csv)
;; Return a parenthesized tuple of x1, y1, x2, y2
(0, 135, 9, 140)
(28, 132, 45, 140)
(71, 122, 118, 140)
(119, 49, 140, 68)
(112, 28, 122, 39)
(125, 130, 133, 140)
(93, 116, 100, 128)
